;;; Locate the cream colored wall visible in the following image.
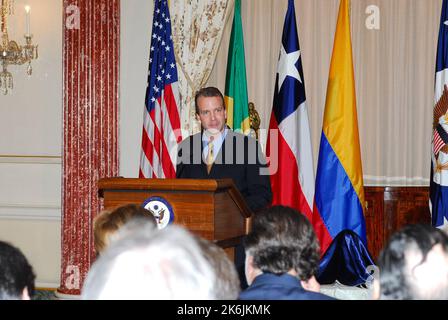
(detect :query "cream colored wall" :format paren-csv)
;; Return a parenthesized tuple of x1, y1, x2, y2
(120, 0, 153, 178)
(0, 219, 61, 287)
(0, 0, 62, 288)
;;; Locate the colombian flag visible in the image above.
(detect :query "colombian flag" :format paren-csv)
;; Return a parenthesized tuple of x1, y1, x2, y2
(224, 0, 250, 134)
(313, 0, 367, 255)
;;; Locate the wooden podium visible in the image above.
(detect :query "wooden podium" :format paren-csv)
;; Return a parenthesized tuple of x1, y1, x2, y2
(98, 177, 252, 260)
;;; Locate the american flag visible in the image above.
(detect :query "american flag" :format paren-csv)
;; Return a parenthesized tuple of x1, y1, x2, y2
(140, 0, 182, 178)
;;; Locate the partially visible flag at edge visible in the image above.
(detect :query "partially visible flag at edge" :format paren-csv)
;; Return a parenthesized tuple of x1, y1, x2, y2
(224, 0, 250, 134)
(312, 0, 367, 255)
(430, 0, 448, 229)
(139, 0, 182, 178)
(266, 0, 314, 221)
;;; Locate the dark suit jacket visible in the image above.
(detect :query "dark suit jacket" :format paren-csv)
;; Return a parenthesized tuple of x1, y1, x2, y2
(176, 129, 272, 212)
(238, 273, 335, 300)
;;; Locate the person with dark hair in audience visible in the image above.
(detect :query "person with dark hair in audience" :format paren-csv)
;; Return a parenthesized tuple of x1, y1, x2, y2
(82, 222, 218, 299)
(93, 203, 157, 255)
(0, 241, 36, 300)
(239, 205, 333, 300)
(373, 224, 448, 300)
(195, 236, 241, 299)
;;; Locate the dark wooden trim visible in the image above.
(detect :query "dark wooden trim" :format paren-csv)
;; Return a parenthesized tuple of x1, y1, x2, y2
(364, 186, 431, 261)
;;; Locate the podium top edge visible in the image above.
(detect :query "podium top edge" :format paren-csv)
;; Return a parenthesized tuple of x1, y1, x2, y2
(97, 177, 235, 192)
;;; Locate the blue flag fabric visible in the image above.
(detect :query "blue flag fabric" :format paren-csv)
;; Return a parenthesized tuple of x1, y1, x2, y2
(430, 0, 448, 228)
(317, 230, 375, 287)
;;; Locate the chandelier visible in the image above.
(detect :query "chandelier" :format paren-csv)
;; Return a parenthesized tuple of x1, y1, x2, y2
(0, 0, 38, 95)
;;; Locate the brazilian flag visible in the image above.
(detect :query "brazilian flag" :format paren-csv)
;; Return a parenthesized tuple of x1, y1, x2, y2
(225, 0, 250, 134)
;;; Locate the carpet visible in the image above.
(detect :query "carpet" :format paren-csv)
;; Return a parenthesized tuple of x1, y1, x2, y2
(33, 289, 57, 300)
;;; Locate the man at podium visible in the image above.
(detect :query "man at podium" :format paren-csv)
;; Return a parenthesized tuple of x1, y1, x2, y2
(176, 86, 272, 213)
(176, 87, 272, 289)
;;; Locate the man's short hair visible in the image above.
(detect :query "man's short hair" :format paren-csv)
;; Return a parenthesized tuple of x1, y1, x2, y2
(244, 205, 320, 281)
(82, 224, 217, 299)
(377, 224, 448, 300)
(194, 86, 225, 114)
(0, 241, 36, 300)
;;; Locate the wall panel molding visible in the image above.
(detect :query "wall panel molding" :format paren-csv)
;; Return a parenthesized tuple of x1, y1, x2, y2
(0, 202, 61, 221)
(0, 155, 62, 164)
(36, 282, 59, 289)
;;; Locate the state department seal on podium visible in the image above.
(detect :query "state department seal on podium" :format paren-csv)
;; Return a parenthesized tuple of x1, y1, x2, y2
(142, 196, 174, 229)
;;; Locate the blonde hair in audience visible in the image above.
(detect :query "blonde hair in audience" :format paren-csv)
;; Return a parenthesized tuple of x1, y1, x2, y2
(93, 203, 156, 254)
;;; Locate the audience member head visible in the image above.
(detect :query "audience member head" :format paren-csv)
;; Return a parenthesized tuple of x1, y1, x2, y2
(374, 224, 448, 300)
(244, 205, 320, 290)
(0, 241, 36, 300)
(82, 223, 217, 299)
(93, 203, 157, 254)
(195, 236, 240, 299)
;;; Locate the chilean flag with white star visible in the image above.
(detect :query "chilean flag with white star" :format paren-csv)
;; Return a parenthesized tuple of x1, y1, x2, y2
(266, 0, 314, 221)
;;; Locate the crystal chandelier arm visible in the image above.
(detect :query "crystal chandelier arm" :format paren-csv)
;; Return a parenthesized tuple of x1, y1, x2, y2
(0, 0, 37, 94)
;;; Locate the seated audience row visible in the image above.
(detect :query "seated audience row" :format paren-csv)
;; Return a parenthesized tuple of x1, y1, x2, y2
(1, 203, 448, 300)
(84, 204, 448, 300)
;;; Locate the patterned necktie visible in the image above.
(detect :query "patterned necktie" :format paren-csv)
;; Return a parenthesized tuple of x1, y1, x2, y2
(206, 138, 214, 174)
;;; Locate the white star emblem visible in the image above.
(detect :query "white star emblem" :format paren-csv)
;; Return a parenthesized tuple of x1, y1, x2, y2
(166, 74, 171, 79)
(277, 45, 302, 90)
(444, 20, 448, 26)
